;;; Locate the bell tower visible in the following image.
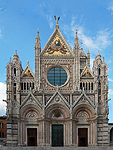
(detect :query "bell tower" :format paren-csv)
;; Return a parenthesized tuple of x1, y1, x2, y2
(93, 50, 109, 146)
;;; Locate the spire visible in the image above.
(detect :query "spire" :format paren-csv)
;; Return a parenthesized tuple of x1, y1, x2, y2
(13, 50, 19, 62)
(75, 29, 79, 46)
(74, 29, 79, 55)
(96, 50, 101, 60)
(27, 60, 29, 66)
(36, 28, 40, 44)
(87, 48, 90, 58)
(76, 29, 78, 38)
(54, 16, 60, 29)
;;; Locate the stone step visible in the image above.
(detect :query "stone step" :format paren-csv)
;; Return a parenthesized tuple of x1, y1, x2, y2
(0, 147, 113, 150)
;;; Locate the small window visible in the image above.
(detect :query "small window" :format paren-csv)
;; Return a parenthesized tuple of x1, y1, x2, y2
(14, 95, 16, 101)
(99, 68, 101, 76)
(2, 132, 4, 138)
(24, 83, 26, 90)
(21, 83, 23, 90)
(91, 83, 93, 90)
(80, 83, 82, 90)
(0, 122, 4, 128)
(86, 82, 87, 90)
(89, 83, 90, 90)
(14, 68, 16, 76)
(32, 83, 34, 89)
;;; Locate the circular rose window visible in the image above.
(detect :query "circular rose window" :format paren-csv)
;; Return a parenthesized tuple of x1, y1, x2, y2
(47, 67, 67, 86)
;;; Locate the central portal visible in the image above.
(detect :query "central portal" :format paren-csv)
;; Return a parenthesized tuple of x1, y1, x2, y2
(78, 128, 88, 147)
(27, 128, 37, 146)
(52, 124, 64, 147)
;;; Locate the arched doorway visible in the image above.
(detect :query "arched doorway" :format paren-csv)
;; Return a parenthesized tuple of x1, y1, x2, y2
(110, 127, 113, 145)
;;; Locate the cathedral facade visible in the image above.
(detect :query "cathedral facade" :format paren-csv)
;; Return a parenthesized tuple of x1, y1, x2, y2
(6, 19, 109, 147)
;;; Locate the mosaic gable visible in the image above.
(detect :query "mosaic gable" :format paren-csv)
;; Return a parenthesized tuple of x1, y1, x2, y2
(45, 36, 70, 56)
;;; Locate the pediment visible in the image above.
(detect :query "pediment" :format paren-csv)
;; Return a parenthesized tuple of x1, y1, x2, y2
(20, 91, 42, 109)
(41, 28, 74, 57)
(79, 48, 86, 57)
(45, 91, 70, 109)
(73, 93, 95, 109)
(21, 64, 34, 78)
(81, 66, 94, 78)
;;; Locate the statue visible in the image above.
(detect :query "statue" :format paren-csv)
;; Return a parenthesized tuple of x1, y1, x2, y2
(54, 16, 60, 25)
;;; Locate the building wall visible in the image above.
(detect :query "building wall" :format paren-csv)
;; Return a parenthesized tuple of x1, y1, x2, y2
(6, 22, 110, 147)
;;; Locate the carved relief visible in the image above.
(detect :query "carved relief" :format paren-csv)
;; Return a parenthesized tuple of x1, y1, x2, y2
(26, 110, 38, 118)
(77, 111, 89, 123)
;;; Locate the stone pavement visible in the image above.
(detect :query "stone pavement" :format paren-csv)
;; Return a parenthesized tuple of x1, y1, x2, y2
(0, 147, 113, 150)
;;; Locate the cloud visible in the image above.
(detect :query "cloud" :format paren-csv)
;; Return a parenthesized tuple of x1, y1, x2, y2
(108, 78, 113, 82)
(90, 58, 95, 71)
(46, 15, 54, 29)
(109, 89, 113, 95)
(61, 17, 112, 53)
(0, 82, 6, 116)
(107, 3, 113, 14)
(0, 7, 6, 14)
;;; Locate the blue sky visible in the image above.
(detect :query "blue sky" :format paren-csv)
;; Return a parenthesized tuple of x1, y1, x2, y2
(0, 0, 113, 122)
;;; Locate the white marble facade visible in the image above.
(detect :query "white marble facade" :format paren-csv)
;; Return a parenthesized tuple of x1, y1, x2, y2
(6, 19, 110, 147)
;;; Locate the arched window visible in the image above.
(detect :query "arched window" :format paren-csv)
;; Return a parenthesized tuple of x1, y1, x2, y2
(86, 82, 87, 90)
(99, 68, 101, 76)
(89, 82, 90, 90)
(91, 83, 93, 90)
(0, 122, 4, 128)
(14, 68, 16, 76)
(80, 83, 82, 90)
(110, 128, 113, 143)
(24, 83, 26, 90)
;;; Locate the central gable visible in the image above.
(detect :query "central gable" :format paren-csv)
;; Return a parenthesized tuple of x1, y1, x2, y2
(41, 28, 74, 57)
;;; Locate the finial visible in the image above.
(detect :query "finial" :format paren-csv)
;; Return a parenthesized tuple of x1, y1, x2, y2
(54, 16, 60, 29)
(98, 50, 100, 55)
(76, 29, 78, 37)
(36, 28, 40, 44)
(27, 60, 29, 66)
(13, 50, 19, 61)
(14, 50, 17, 55)
(88, 48, 90, 53)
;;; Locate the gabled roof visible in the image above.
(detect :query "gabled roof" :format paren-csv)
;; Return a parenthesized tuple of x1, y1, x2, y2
(73, 92, 95, 109)
(41, 28, 74, 57)
(20, 91, 42, 109)
(45, 90, 70, 109)
(79, 48, 86, 58)
(21, 61, 35, 78)
(81, 66, 94, 78)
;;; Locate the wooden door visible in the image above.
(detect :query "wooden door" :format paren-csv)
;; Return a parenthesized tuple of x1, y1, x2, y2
(27, 128, 37, 146)
(52, 124, 63, 147)
(78, 128, 88, 147)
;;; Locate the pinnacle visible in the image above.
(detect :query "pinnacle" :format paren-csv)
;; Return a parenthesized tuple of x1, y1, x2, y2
(36, 28, 40, 44)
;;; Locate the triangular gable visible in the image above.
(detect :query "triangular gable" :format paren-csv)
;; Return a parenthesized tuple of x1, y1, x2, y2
(45, 91, 70, 109)
(73, 92, 95, 109)
(79, 48, 86, 58)
(21, 64, 34, 78)
(81, 66, 94, 78)
(41, 28, 74, 57)
(20, 91, 42, 109)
